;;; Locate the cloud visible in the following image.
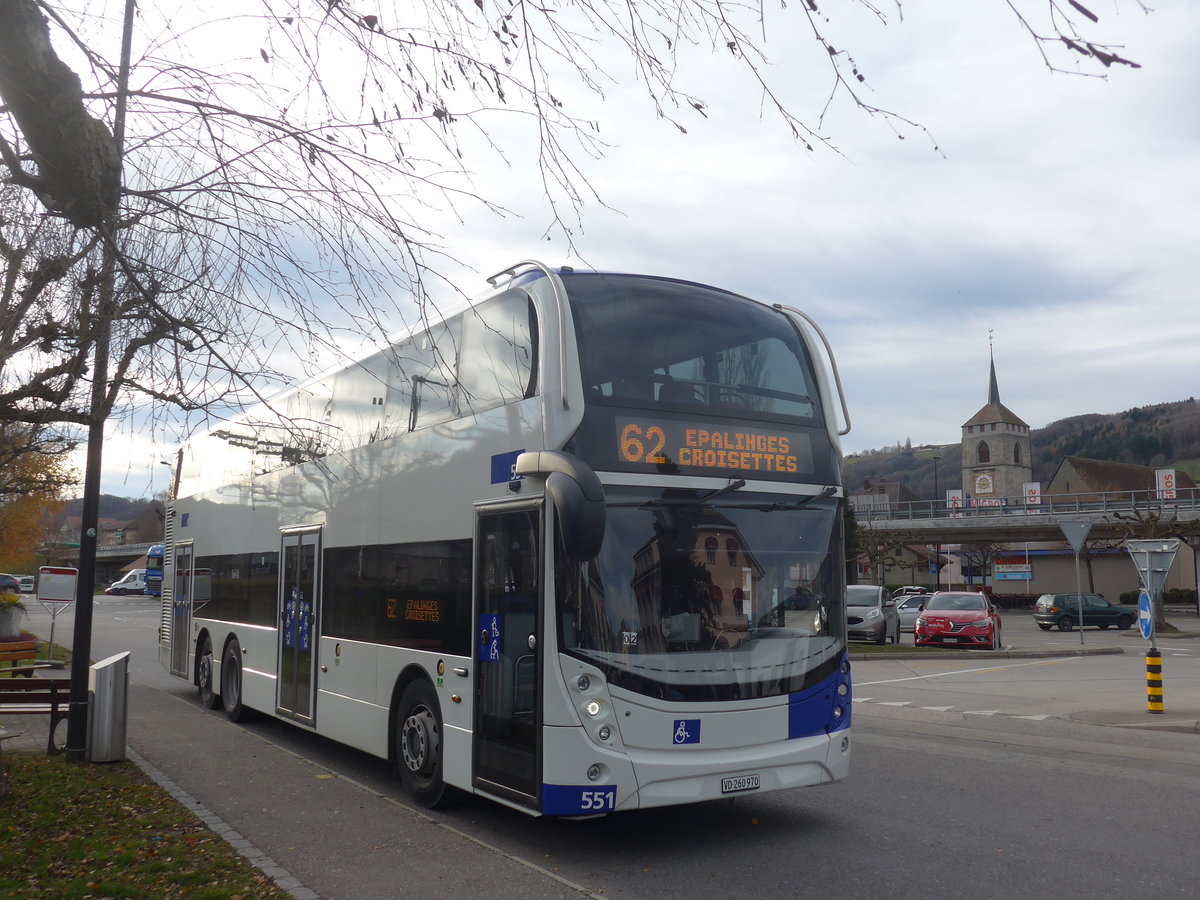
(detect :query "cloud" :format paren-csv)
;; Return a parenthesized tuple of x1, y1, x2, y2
(92, 1, 1200, 494)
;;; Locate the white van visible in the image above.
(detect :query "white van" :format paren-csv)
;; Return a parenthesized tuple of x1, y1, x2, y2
(106, 569, 147, 595)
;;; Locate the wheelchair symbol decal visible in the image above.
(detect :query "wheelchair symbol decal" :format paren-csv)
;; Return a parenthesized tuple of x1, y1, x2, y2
(673, 719, 701, 745)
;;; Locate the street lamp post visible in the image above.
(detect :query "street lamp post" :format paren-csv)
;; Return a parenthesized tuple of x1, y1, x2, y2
(932, 455, 941, 590)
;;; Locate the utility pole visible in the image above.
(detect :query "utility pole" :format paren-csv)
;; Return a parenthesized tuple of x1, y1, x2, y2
(64, 0, 135, 762)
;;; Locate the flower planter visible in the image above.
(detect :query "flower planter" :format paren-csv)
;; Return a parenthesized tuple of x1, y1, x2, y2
(0, 604, 24, 639)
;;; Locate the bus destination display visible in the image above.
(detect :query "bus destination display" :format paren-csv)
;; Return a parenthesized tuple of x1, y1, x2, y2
(616, 415, 812, 477)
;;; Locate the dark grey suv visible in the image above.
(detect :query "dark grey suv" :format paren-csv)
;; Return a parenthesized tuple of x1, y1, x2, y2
(1033, 593, 1134, 631)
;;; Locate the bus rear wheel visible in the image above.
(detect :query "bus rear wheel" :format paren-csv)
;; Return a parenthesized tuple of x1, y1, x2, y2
(220, 639, 255, 723)
(197, 635, 219, 709)
(396, 680, 448, 808)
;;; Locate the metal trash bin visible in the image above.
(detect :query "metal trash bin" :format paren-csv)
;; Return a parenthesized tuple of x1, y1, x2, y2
(87, 651, 131, 762)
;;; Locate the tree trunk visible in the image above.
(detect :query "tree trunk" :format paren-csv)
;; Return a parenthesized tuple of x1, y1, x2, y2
(0, 0, 119, 228)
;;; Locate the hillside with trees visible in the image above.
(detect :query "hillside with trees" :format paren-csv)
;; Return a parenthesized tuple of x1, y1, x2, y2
(843, 398, 1200, 500)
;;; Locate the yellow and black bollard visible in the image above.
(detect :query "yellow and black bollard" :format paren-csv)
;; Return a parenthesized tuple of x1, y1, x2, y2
(1146, 649, 1164, 714)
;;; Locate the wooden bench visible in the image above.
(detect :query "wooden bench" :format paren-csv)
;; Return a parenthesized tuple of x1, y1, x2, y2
(0, 639, 44, 676)
(0, 674, 72, 754)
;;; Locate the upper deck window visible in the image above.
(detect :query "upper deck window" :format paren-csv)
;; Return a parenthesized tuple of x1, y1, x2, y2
(564, 274, 821, 423)
(458, 289, 538, 412)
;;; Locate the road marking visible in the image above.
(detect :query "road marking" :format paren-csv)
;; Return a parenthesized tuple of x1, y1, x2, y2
(855, 656, 1082, 687)
(856, 698, 1060, 723)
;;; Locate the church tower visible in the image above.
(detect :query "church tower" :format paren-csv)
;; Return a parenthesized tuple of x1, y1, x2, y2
(961, 344, 1033, 501)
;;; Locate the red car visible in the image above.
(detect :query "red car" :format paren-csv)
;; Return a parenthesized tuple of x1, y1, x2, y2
(914, 591, 1002, 650)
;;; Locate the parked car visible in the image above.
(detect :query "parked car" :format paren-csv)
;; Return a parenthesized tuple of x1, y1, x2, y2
(846, 585, 901, 645)
(0, 573, 19, 594)
(17, 575, 34, 593)
(914, 591, 1002, 650)
(894, 593, 932, 633)
(891, 586, 927, 598)
(105, 569, 148, 596)
(1033, 593, 1134, 631)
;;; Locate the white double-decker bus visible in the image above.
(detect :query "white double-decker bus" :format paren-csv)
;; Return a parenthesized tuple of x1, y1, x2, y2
(160, 261, 853, 815)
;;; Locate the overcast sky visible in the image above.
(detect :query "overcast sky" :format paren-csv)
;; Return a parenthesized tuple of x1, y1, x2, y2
(93, 1, 1200, 498)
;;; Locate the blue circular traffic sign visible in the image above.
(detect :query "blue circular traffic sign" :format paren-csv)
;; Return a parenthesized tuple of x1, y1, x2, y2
(1137, 590, 1154, 640)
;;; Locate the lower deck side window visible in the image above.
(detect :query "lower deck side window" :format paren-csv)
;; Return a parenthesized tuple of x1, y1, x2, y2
(323, 540, 472, 655)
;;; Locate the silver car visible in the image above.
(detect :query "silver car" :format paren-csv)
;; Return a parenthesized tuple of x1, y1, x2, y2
(846, 584, 901, 644)
(894, 593, 932, 633)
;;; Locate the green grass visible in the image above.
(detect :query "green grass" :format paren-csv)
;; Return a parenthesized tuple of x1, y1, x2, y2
(0, 636, 70, 675)
(848, 641, 949, 654)
(2, 638, 290, 899)
(38, 639, 71, 667)
(0, 753, 292, 899)
(28, 635, 70, 667)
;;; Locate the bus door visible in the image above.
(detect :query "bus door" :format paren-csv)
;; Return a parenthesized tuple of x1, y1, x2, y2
(473, 503, 543, 809)
(277, 528, 321, 724)
(169, 542, 194, 677)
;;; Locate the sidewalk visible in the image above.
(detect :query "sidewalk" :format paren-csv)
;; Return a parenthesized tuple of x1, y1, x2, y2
(1, 680, 596, 900)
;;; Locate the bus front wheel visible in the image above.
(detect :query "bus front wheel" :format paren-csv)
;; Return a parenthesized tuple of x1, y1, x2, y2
(197, 635, 219, 709)
(396, 680, 448, 808)
(220, 639, 255, 723)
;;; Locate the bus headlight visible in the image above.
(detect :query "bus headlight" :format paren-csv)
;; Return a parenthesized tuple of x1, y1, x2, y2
(585, 699, 603, 718)
(576, 675, 591, 692)
(597, 725, 612, 741)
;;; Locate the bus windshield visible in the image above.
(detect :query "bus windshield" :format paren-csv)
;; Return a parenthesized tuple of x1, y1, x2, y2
(564, 273, 823, 423)
(557, 486, 844, 702)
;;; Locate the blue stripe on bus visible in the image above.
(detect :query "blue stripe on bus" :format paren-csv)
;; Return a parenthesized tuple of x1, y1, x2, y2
(787, 656, 851, 738)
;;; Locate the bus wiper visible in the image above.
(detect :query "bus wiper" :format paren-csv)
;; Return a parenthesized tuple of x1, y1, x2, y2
(606, 478, 746, 509)
(726, 485, 838, 511)
(696, 478, 746, 503)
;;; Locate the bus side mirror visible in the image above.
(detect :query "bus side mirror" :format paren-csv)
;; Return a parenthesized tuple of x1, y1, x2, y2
(515, 450, 606, 561)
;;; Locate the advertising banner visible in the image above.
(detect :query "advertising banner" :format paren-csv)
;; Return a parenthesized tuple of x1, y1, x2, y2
(1156, 469, 1177, 501)
(946, 490, 964, 518)
(1024, 481, 1042, 513)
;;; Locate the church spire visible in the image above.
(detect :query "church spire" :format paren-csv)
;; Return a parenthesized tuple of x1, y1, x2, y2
(987, 334, 1000, 406)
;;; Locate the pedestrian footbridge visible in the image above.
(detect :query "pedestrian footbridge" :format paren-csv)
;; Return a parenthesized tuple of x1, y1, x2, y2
(855, 489, 1200, 543)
